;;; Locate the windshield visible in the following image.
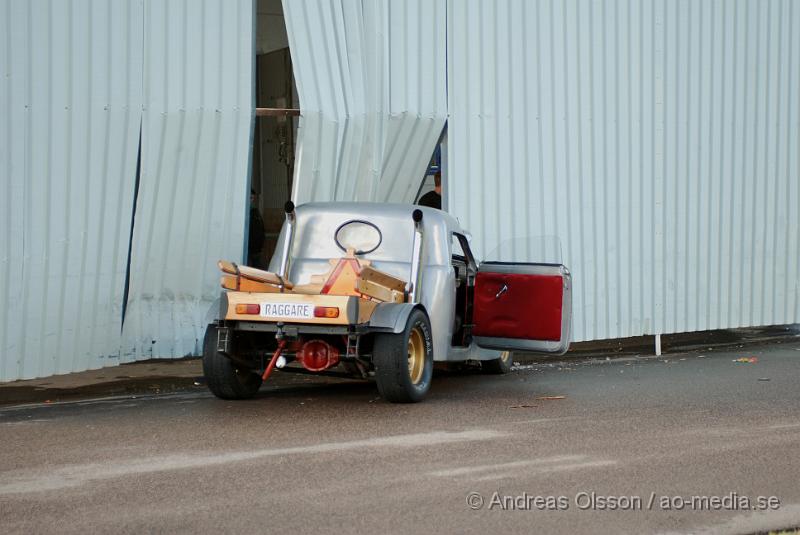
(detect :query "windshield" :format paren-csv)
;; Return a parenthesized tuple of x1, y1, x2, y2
(268, 203, 453, 285)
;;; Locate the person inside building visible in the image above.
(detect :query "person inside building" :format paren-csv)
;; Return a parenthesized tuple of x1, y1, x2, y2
(248, 188, 266, 268)
(417, 171, 442, 209)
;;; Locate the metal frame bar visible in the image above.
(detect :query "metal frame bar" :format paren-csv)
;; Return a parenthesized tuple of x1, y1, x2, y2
(255, 108, 300, 117)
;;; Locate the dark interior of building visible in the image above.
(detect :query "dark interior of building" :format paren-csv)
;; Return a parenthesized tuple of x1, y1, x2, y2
(250, 0, 297, 267)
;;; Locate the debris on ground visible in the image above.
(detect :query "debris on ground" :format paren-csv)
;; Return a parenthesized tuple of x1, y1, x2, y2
(758, 378, 771, 381)
(536, 395, 566, 400)
(733, 357, 759, 363)
(509, 404, 537, 409)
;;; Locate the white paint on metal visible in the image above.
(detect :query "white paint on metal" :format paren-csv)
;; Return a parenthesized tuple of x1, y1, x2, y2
(121, 0, 253, 362)
(4, 0, 800, 382)
(447, 0, 800, 342)
(0, 0, 144, 382)
(1, 0, 253, 381)
(283, 0, 447, 204)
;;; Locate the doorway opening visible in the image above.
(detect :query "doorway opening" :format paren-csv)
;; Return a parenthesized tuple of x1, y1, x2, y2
(414, 126, 448, 211)
(250, 0, 299, 268)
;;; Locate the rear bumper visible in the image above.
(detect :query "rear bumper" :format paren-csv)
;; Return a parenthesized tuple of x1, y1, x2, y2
(221, 292, 377, 325)
(231, 321, 351, 336)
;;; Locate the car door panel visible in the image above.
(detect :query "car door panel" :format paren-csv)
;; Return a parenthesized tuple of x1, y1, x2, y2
(472, 263, 571, 354)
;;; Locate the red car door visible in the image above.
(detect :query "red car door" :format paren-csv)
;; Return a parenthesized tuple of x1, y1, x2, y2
(472, 262, 572, 354)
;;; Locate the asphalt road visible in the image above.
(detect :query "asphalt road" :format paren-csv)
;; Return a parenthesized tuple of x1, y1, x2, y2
(2, 341, 800, 535)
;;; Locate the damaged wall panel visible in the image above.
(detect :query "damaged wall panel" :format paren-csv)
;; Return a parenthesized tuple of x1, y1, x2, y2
(0, 0, 144, 382)
(284, 0, 447, 204)
(120, 0, 253, 361)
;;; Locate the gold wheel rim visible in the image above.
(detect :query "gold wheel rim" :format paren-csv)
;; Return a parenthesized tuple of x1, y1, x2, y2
(407, 327, 426, 385)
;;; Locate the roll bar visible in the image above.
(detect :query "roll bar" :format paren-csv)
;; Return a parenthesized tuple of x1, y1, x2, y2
(277, 201, 295, 288)
(407, 209, 424, 303)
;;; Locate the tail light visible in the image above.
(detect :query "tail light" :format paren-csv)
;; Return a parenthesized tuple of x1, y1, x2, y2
(313, 306, 340, 318)
(235, 303, 260, 315)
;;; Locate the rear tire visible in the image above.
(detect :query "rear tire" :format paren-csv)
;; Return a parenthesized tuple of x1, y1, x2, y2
(373, 309, 433, 403)
(482, 351, 513, 374)
(203, 324, 263, 400)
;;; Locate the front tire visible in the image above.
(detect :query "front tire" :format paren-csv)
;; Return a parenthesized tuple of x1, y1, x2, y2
(373, 309, 433, 403)
(203, 324, 263, 400)
(482, 351, 513, 374)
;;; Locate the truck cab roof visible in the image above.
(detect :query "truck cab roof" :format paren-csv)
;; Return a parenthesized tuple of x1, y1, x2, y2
(269, 202, 464, 285)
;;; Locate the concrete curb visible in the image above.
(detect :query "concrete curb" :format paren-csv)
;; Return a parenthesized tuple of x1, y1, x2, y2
(1, 326, 797, 408)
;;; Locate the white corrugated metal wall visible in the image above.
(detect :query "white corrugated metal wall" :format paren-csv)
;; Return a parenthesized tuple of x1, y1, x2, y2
(283, 0, 447, 204)
(0, 0, 253, 381)
(448, 0, 800, 342)
(4, 0, 799, 382)
(120, 0, 252, 362)
(0, 0, 144, 381)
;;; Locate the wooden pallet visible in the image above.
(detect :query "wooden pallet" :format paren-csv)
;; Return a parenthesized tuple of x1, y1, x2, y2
(218, 257, 407, 304)
(218, 260, 294, 290)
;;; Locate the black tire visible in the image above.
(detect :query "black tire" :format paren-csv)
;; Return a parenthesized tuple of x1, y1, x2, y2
(373, 309, 434, 403)
(482, 351, 513, 374)
(203, 324, 263, 400)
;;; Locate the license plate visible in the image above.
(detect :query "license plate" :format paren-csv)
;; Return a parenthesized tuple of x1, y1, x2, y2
(260, 302, 314, 319)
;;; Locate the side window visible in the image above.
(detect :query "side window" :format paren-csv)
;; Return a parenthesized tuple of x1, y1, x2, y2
(451, 234, 465, 260)
(451, 233, 476, 272)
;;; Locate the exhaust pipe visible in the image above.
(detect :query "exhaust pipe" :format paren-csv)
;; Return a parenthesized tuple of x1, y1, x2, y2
(277, 201, 296, 288)
(407, 209, 424, 303)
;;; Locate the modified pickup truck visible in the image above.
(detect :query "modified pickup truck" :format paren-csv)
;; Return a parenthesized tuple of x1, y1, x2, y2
(204, 202, 571, 403)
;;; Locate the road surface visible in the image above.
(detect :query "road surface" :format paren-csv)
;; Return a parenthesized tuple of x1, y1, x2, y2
(2, 341, 799, 534)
